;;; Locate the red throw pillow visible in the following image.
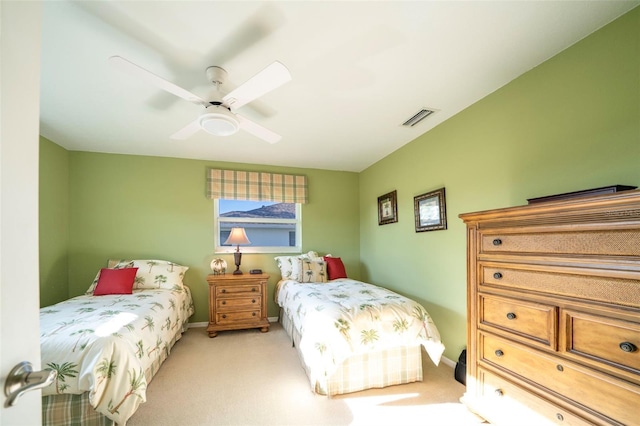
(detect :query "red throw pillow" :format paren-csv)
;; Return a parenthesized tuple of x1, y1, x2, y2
(93, 268, 138, 296)
(323, 256, 347, 280)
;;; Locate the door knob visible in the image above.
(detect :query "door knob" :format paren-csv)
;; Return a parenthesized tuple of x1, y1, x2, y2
(4, 361, 56, 407)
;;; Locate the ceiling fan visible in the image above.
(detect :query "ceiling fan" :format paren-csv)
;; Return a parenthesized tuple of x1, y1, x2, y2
(109, 56, 292, 143)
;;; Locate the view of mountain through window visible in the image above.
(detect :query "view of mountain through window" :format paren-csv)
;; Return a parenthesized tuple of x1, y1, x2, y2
(220, 201, 296, 218)
(215, 200, 301, 253)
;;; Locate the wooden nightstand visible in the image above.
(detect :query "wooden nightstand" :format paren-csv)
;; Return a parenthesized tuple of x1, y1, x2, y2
(206, 273, 270, 337)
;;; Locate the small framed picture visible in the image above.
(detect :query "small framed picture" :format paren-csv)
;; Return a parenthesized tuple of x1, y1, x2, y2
(414, 187, 447, 232)
(378, 190, 398, 225)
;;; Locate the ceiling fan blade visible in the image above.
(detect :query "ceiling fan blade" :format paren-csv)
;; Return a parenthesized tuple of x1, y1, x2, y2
(236, 114, 281, 144)
(223, 61, 292, 111)
(109, 56, 208, 106)
(170, 119, 202, 140)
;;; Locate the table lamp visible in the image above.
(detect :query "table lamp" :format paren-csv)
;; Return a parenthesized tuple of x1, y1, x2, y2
(224, 227, 251, 275)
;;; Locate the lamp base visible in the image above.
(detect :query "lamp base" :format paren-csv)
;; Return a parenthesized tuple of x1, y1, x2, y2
(233, 251, 243, 275)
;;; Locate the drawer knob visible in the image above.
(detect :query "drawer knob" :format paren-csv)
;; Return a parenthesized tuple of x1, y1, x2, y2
(495, 349, 504, 357)
(556, 414, 564, 422)
(506, 312, 516, 320)
(252, 299, 256, 303)
(494, 389, 503, 397)
(252, 312, 256, 316)
(221, 289, 226, 293)
(493, 272, 503, 279)
(492, 238, 502, 246)
(252, 288, 257, 292)
(222, 301, 226, 305)
(222, 314, 227, 319)
(556, 364, 564, 372)
(619, 342, 638, 353)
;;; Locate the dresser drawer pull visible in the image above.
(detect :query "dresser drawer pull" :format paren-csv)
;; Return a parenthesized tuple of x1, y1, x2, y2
(221, 289, 226, 293)
(619, 342, 638, 353)
(222, 301, 226, 305)
(252, 288, 257, 292)
(506, 312, 516, 320)
(222, 314, 227, 319)
(252, 299, 256, 303)
(556, 413, 564, 422)
(252, 312, 256, 316)
(492, 238, 502, 246)
(495, 349, 504, 357)
(556, 364, 564, 372)
(493, 272, 503, 279)
(494, 388, 504, 397)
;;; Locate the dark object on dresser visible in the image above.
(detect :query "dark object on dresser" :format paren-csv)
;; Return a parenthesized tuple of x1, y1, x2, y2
(527, 184, 636, 204)
(454, 349, 467, 386)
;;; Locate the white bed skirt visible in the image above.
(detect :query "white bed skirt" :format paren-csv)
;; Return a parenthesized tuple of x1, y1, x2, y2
(280, 309, 423, 396)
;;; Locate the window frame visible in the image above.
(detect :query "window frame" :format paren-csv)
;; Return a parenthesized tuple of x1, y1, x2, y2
(213, 199, 302, 254)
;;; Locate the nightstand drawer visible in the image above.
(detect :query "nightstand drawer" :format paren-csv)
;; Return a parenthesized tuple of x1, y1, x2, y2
(217, 296, 261, 311)
(216, 310, 261, 324)
(563, 309, 640, 374)
(216, 284, 261, 296)
(479, 294, 557, 348)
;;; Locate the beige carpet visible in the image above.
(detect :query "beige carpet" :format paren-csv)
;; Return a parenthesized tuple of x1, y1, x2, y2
(128, 323, 484, 426)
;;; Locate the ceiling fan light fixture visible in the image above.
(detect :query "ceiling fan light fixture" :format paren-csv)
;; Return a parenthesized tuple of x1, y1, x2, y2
(199, 106, 240, 136)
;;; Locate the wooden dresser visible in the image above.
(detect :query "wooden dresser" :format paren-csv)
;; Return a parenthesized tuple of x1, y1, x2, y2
(206, 273, 270, 338)
(460, 190, 640, 426)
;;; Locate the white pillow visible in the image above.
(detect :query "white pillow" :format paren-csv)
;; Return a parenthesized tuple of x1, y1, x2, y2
(275, 255, 299, 280)
(120, 259, 188, 290)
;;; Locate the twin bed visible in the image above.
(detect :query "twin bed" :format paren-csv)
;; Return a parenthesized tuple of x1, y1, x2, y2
(275, 252, 445, 395)
(40, 259, 193, 425)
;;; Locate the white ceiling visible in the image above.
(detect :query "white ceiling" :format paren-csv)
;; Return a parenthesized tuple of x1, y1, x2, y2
(40, 1, 638, 172)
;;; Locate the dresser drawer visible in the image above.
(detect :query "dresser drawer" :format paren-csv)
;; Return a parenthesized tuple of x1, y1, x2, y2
(481, 332, 640, 425)
(216, 284, 262, 296)
(563, 309, 640, 375)
(481, 263, 640, 308)
(216, 310, 261, 324)
(217, 296, 261, 311)
(479, 294, 557, 348)
(473, 367, 592, 426)
(480, 228, 640, 257)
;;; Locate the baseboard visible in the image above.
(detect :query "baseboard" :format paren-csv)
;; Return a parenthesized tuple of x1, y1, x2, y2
(440, 355, 456, 369)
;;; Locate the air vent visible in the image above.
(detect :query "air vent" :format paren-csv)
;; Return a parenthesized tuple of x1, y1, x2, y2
(402, 108, 436, 127)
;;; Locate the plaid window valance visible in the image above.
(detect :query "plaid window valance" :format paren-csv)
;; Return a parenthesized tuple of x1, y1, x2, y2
(207, 169, 308, 204)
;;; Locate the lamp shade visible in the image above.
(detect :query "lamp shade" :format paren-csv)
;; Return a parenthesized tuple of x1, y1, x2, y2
(224, 227, 251, 246)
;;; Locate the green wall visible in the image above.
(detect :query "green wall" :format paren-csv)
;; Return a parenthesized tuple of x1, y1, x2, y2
(62, 152, 359, 323)
(359, 8, 640, 359)
(39, 136, 70, 307)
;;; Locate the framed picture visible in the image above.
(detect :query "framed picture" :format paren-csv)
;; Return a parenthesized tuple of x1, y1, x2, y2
(377, 190, 398, 225)
(414, 187, 447, 232)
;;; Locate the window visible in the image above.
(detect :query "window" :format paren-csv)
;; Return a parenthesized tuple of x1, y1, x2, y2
(214, 199, 302, 253)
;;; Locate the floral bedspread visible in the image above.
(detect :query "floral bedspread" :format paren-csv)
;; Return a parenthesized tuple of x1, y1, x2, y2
(40, 286, 194, 425)
(276, 278, 445, 384)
